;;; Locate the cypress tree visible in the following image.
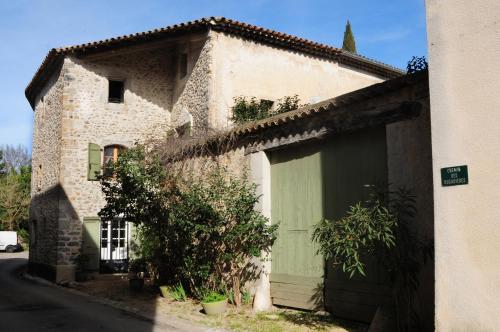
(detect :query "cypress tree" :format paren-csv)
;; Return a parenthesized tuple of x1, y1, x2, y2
(342, 20, 357, 53)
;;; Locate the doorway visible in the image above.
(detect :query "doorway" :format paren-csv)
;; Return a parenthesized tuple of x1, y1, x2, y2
(100, 219, 129, 273)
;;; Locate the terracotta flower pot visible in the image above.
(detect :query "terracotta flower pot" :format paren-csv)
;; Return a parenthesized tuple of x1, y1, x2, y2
(201, 298, 228, 316)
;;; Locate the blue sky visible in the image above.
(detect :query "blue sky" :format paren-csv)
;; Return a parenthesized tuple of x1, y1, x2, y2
(0, 0, 427, 149)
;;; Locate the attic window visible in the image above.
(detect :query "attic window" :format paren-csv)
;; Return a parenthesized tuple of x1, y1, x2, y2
(179, 53, 188, 79)
(108, 80, 124, 103)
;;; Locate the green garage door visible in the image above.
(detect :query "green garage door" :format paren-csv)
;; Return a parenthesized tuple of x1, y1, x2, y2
(269, 127, 390, 320)
(270, 142, 325, 310)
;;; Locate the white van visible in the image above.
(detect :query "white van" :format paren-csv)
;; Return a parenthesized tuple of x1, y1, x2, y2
(0, 231, 22, 252)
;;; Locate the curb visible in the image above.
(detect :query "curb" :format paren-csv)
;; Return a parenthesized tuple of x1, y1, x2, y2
(22, 273, 226, 332)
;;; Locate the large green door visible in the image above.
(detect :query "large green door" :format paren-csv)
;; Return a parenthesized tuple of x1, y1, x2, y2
(322, 127, 391, 322)
(270, 142, 325, 310)
(82, 217, 100, 271)
(269, 126, 389, 318)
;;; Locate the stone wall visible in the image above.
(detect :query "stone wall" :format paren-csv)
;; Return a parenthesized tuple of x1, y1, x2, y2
(171, 33, 213, 131)
(29, 63, 65, 278)
(55, 47, 175, 266)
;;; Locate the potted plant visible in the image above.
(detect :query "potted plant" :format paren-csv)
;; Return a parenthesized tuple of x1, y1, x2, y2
(201, 291, 228, 316)
(128, 258, 146, 291)
(73, 254, 90, 282)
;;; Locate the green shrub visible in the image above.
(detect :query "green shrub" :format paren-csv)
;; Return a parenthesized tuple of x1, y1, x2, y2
(274, 95, 302, 115)
(99, 146, 278, 306)
(231, 97, 273, 124)
(170, 283, 187, 302)
(202, 290, 226, 304)
(312, 186, 433, 330)
(231, 95, 305, 124)
(242, 289, 252, 305)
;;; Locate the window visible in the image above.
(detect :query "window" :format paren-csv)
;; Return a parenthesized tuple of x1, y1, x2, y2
(104, 145, 125, 165)
(108, 80, 124, 103)
(103, 145, 125, 176)
(179, 53, 188, 78)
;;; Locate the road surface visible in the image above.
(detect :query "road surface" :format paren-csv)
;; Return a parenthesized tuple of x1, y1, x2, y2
(0, 252, 188, 332)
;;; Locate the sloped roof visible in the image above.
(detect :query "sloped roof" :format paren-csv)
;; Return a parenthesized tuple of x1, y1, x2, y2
(26, 16, 404, 108)
(233, 70, 428, 136)
(161, 70, 428, 161)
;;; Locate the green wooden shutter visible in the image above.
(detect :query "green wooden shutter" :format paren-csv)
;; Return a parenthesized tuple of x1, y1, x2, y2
(88, 143, 101, 181)
(82, 217, 100, 271)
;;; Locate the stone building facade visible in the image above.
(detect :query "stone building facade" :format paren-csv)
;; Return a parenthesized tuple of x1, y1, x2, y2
(26, 17, 402, 282)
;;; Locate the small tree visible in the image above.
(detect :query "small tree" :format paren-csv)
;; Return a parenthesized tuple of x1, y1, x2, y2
(99, 146, 278, 306)
(0, 166, 31, 231)
(342, 20, 357, 53)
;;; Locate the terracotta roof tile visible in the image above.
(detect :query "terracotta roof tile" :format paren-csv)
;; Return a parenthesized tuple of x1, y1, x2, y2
(26, 16, 404, 108)
(232, 70, 428, 136)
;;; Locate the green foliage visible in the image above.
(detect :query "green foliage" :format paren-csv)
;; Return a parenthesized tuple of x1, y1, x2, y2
(170, 283, 187, 302)
(0, 163, 31, 233)
(274, 95, 302, 115)
(406, 56, 428, 74)
(312, 186, 433, 330)
(99, 146, 278, 305)
(231, 97, 273, 124)
(242, 289, 252, 305)
(227, 288, 252, 305)
(202, 290, 227, 304)
(342, 20, 357, 53)
(231, 95, 304, 124)
(312, 200, 397, 278)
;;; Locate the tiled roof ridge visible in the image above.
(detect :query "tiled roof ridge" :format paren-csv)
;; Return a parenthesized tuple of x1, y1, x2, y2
(232, 69, 428, 135)
(25, 16, 404, 108)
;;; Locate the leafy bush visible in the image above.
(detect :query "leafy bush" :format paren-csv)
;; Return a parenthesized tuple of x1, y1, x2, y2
(99, 146, 278, 306)
(242, 289, 252, 305)
(231, 95, 305, 124)
(231, 97, 273, 124)
(170, 283, 187, 302)
(312, 186, 433, 330)
(312, 201, 397, 277)
(274, 95, 302, 115)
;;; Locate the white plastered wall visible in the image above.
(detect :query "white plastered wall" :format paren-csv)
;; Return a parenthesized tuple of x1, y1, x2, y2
(249, 151, 273, 311)
(426, 0, 500, 330)
(209, 31, 384, 129)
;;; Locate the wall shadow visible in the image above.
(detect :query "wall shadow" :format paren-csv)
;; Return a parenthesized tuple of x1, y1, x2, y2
(28, 183, 158, 332)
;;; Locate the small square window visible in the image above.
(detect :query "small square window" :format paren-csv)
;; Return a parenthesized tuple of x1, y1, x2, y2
(108, 80, 124, 103)
(179, 53, 188, 79)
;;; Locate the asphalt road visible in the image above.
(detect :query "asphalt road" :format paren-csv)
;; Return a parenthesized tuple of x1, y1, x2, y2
(0, 252, 185, 332)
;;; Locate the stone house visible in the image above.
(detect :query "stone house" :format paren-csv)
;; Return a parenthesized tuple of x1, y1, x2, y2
(175, 70, 433, 328)
(26, 17, 401, 283)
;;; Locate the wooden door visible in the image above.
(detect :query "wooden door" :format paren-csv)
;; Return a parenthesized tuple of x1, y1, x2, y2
(270, 142, 325, 310)
(82, 217, 100, 271)
(322, 127, 391, 322)
(269, 126, 390, 320)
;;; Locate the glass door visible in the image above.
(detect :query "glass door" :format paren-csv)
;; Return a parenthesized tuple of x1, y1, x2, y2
(100, 219, 129, 273)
